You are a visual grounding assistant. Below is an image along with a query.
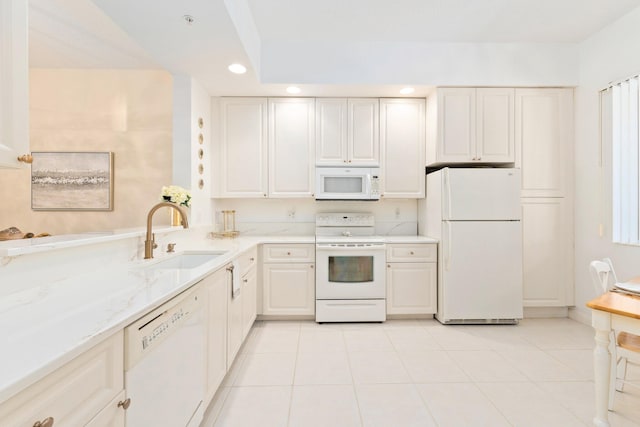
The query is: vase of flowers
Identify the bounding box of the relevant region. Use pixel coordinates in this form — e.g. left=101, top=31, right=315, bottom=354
left=161, top=185, right=191, bottom=225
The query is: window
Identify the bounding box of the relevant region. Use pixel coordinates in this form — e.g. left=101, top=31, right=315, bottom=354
left=601, top=75, right=640, bottom=245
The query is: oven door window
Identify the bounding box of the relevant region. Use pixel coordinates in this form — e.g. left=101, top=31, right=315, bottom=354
left=328, top=256, right=374, bottom=283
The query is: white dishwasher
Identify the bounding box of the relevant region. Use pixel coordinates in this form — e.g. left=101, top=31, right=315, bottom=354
left=124, top=285, right=206, bottom=427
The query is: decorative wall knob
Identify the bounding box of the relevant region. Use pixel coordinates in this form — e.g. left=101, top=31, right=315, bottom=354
left=33, top=418, right=54, bottom=427
left=17, top=154, right=33, bottom=164
left=118, top=398, right=131, bottom=410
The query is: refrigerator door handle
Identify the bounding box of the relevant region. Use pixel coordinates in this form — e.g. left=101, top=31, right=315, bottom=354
left=444, top=221, right=451, bottom=271
left=444, top=168, right=452, bottom=219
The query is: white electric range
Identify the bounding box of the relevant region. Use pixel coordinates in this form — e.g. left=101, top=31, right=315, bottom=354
left=315, top=213, right=386, bottom=322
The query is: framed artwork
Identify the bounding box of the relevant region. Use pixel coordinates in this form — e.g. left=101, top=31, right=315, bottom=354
left=31, top=152, right=114, bottom=211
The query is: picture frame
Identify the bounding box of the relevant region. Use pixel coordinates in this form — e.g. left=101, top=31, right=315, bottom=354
left=31, top=152, right=114, bottom=211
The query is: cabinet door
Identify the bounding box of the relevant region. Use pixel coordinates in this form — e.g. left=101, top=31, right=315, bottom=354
left=205, top=268, right=228, bottom=402
left=242, top=267, right=257, bottom=339
left=386, top=262, right=437, bottom=315
left=85, top=391, right=126, bottom=427
left=263, top=263, right=315, bottom=315
left=521, top=198, right=572, bottom=306
left=316, top=98, right=348, bottom=165
left=380, top=98, right=426, bottom=198
left=516, top=88, right=573, bottom=197
left=218, top=98, right=268, bottom=197
left=0, top=0, right=28, bottom=168
left=268, top=98, right=315, bottom=197
left=226, top=265, right=243, bottom=368
left=436, top=88, right=475, bottom=163
left=348, top=98, right=379, bottom=165
left=0, top=332, right=123, bottom=426
left=476, top=88, right=515, bottom=163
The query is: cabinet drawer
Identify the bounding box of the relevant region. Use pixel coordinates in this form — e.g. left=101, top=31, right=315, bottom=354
left=263, top=244, right=315, bottom=263
left=237, top=246, right=258, bottom=277
left=0, top=331, right=124, bottom=426
left=386, top=244, right=437, bottom=263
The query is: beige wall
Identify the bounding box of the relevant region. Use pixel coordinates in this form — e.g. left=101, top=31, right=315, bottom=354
left=0, top=69, right=173, bottom=235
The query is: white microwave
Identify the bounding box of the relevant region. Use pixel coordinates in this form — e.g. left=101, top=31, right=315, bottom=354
left=315, top=166, right=381, bottom=200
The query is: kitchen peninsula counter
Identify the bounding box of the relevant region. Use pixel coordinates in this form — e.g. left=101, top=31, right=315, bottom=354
left=0, top=233, right=314, bottom=405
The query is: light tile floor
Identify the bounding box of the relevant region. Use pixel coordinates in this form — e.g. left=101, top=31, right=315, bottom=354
left=202, top=318, right=640, bottom=427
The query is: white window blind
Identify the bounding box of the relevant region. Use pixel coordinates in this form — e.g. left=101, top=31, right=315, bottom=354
left=602, top=75, right=640, bottom=245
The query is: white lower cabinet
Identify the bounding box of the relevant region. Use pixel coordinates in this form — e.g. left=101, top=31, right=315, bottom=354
left=0, top=332, right=125, bottom=426
left=521, top=198, right=573, bottom=307
left=262, top=244, right=315, bottom=316
left=386, top=244, right=437, bottom=315
left=242, top=265, right=257, bottom=337
left=239, top=247, right=258, bottom=339
left=204, top=267, right=229, bottom=403
left=85, top=390, right=126, bottom=427
left=227, top=263, right=244, bottom=368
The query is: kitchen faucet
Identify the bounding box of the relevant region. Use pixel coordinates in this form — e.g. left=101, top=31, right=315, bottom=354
left=144, top=202, right=189, bottom=259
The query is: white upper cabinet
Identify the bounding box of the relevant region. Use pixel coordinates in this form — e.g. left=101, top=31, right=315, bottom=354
left=316, top=98, right=379, bottom=166
left=315, top=98, right=347, bottom=165
left=268, top=98, right=315, bottom=198
left=379, top=98, right=426, bottom=198
left=426, top=88, right=515, bottom=165
left=0, top=0, right=29, bottom=169
left=476, top=88, right=515, bottom=163
left=516, top=88, right=573, bottom=198
left=215, top=98, right=268, bottom=198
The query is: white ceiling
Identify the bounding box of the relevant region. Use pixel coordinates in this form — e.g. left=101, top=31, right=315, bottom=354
left=28, top=0, right=640, bottom=96
left=248, top=0, right=640, bottom=43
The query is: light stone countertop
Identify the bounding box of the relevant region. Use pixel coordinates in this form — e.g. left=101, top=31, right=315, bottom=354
left=0, top=233, right=436, bottom=405
left=383, top=235, right=439, bottom=244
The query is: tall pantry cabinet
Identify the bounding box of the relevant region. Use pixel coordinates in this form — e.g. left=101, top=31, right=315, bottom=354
left=516, top=88, right=574, bottom=308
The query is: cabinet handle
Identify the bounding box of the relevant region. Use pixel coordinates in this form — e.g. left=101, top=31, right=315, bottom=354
left=33, top=418, right=54, bottom=427
left=249, top=257, right=255, bottom=262
left=310, top=265, right=314, bottom=269
left=387, top=264, right=391, bottom=268
left=263, top=193, right=267, bottom=197
left=287, top=252, right=291, bottom=255
left=118, top=398, right=132, bottom=410
left=17, top=154, right=33, bottom=164
left=226, top=265, right=234, bottom=272
left=410, top=251, right=414, bottom=255
left=477, top=156, right=482, bottom=161
left=243, top=278, right=248, bottom=283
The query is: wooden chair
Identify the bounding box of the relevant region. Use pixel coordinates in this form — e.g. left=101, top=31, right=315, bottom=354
left=589, top=258, right=640, bottom=410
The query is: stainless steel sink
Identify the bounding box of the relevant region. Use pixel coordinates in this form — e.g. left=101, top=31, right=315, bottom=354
left=144, top=251, right=227, bottom=270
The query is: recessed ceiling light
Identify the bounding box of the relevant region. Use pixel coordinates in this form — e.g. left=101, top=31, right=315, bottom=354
left=286, top=86, right=301, bottom=94
left=183, top=15, right=195, bottom=25
left=400, top=87, right=415, bottom=95
left=228, top=63, right=247, bottom=74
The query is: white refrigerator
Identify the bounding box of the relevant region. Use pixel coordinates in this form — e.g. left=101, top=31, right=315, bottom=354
left=419, top=168, right=523, bottom=324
